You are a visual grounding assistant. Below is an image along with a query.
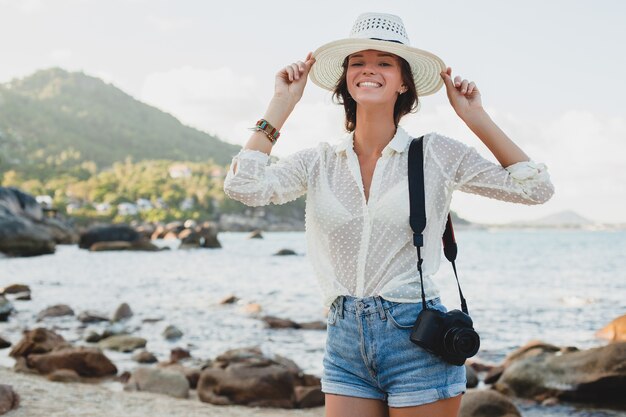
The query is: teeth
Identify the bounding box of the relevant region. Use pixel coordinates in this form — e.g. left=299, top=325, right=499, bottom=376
left=358, top=81, right=381, bottom=88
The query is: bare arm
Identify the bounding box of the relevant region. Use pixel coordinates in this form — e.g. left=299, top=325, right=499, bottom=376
left=232, top=52, right=316, bottom=173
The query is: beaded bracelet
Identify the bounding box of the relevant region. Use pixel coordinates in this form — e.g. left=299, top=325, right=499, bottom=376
left=249, top=118, right=280, bottom=145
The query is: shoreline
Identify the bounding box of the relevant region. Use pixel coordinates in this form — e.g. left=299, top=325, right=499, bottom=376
left=0, top=366, right=324, bottom=417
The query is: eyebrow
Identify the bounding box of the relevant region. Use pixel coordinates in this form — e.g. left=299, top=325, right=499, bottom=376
left=349, top=53, right=395, bottom=59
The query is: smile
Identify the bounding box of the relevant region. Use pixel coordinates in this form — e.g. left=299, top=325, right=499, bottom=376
left=357, top=81, right=382, bottom=88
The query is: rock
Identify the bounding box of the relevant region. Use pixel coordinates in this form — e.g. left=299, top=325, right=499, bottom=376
left=27, top=346, right=117, bottom=377
left=164, top=221, right=184, bottom=235
left=484, top=365, right=505, bottom=384
left=198, top=222, right=221, bottom=248
left=111, top=302, right=133, bottom=322
left=151, top=225, right=167, bottom=240
left=262, top=316, right=300, bottom=329
left=78, top=311, right=109, bottom=323
left=198, top=346, right=321, bottom=408
left=0, top=384, right=20, bottom=414
left=170, top=347, right=191, bottom=363
left=242, top=303, right=262, bottom=314
left=297, top=321, right=326, bottom=330
left=125, top=367, right=189, bottom=399
left=0, top=335, right=10, bottom=349
left=247, top=229, right=263, bottom=239
left=0, top=296, right=13, bottom=321
left=36, top=304, right=75, bottom=321
left=79, top=224, right=140, bottom=249
left=98, top=335, right=146, bottom=352
left=132, top=350, right=158, bottom=364
left=0, top=284, right=31, bottom=295
left=541, top=397, right=559, bottom=406
left=128, top=240, right=160, bottom=251
left=134, top=224, right=155, bottom=240
left=294, top=385, right=325, bottom=408
left=494, top=342, right=626, bottom=404
left=502, top=340, right=561, bottom=368
left=219, top=294, right=239, bottom=304
left=273, top=248, right=297, bottom=256
left=459, top=389, right=521, bottom=417
left=47, top=368, right=81, bottom=383
left=178, top=229, right=201, bottom=248
left=84, top=331, right=101, bottom=343
left=162, top=325, right=183, bottom=340
left=158, top=362, right=201, bottom=389
left=596, top=314, right=626, bottom=342
left=466, top=364, right=479, bottom=388
left=40, top=216, right=78, bottom=244
left=9, top=328, right=70, bottom=359
left=89, top=241, right=133, bottom=251
left=0, top=187, right=56, bottom=257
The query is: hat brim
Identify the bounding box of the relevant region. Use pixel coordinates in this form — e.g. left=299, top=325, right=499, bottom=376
left=309, top=38, right=446, bottom=96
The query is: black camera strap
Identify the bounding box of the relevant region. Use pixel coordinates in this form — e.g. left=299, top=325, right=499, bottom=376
left=408, top=137, right=469, bottom=315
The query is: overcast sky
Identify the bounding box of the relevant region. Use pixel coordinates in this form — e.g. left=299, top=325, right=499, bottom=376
left=1, top=0, right=624, bottom=224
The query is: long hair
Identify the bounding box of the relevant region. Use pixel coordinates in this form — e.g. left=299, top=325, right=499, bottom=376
left=332, top=55, right=420, bottom=132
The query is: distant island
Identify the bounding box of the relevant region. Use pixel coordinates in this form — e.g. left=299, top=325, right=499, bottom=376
left=466, top=210, right=625, bottom=231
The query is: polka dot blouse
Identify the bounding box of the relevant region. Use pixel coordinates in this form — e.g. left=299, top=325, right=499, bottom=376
left=223, top=126, right=555, bottom=308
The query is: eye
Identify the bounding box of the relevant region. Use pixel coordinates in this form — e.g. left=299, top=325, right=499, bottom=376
left=350, top=62, right=363, bottom=66
left=379, top=62, right=392, bottom=66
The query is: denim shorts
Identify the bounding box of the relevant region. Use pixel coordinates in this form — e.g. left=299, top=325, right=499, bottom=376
left=321, top=295, right=467, bottom=408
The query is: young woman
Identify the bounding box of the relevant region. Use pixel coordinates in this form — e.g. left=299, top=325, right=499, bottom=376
left=224, top=12, right=554, bottom=417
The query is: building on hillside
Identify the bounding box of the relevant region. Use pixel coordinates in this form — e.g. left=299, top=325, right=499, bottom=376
left=95, top=202, right=111, bottom=214
left=36, top=195, right=53, bottom=209
left=117, top=202, right=138, bottom=216
left=169, top=164, right=192, bottom=179
left=136, top=198, right=153, bottom=211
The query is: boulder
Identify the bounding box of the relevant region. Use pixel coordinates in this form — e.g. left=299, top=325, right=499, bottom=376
left=170, top=347, right=191, bottom=362
left=111, top=302, right=133, bottom=322
left=125, top=367, right=189, bottom=399
left=197, top=346, right=323, bottom=408
left=262, top=316, right=300, bottom=329
left=14, top=292, right=31, bottom=301
left=459, top=389, right=521, bottom=417
left=39, top=216, right=78, bottom=244
left=79, top=224, right=140, bottom=249
left=465, top=365, right=479, bottom=388
left=298, top=321, right=327, bottom=330
left=219, top=294, right=239, bottom=304
left=0, top=384, right=20, bottom=415
left=247, top=229, right=263, bottom=239
left=78, top=311, right=109, bottom=323
left=132, top=350, right=158, bottom=364
left=36, top=304, right=75, bottom=321
left=98, top=335, right=146, bottom=352
left=494, top=342, right=626, bottom=405
left=178, top=229, right=201, bottom=248
left=0, top=284, right=31, bottom=295
left=0, top=335, right=11, bottom=349
left=158, top=362, right=201, bottom=389
left=198, top=222, right=221, bottom=248
left=273, top=248, right=297, bottom=256
left=47, top=368, right=81, bottom=383
left=26, top=346, right=117, bottom=377
left=9, top=328, right=70, bottom=358
left=162, top=325, right=183, bottom=340
left=596, top=314, right=626, bottom=342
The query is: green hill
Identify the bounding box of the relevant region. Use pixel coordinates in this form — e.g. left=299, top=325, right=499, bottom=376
left=0, top=67, right=240, bottom=176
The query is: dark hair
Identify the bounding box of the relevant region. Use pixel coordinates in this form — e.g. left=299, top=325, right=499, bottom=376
left=332, top=54, right=420, bottom=132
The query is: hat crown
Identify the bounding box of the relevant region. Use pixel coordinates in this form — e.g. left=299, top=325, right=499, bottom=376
left=349, top=13, right=410, bottom=45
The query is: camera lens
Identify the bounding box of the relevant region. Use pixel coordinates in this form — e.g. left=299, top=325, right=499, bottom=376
left=443, top=327, right=480, bottom=358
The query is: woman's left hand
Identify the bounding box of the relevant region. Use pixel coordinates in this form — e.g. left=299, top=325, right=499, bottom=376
left=440, top=67, right=483, bottom=119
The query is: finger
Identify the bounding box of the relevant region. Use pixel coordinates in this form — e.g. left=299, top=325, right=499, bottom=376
left=296, top=60, right=305, bottom=73
left=454, top=75, right=462, bottom=88
left=291, top=63, right=300, bottom=80
left=467, top=81, right=476, bottom=94
left=285, top=66, right=294, bottom=82
left=460, top=80, right=469, bottom=94
left=440, top=67, right=454, bottom=87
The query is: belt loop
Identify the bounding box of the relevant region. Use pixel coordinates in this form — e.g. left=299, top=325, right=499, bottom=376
left=374, top=296, right=386, bottom=321
left=338, top=296, right=345, bottom=318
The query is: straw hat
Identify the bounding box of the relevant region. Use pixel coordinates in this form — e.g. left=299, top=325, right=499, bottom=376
left=309, top=12, right=446, bottom=96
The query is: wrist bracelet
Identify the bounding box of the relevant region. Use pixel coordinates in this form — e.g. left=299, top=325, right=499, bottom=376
left=249, top=118, right=280, bottom=145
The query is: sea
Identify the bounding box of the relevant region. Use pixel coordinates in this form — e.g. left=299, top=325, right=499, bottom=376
left=1, top=229, right=625, bottom=416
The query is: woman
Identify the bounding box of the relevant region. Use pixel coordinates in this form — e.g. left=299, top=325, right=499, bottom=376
left=224, top=12, right=554, bottom=417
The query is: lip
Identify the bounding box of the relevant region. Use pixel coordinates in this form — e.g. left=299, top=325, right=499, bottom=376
left=356, top=80, right=383, bottom=88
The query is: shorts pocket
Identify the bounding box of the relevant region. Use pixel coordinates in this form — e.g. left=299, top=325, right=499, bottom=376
left=386, top=298, right=440, bottom=330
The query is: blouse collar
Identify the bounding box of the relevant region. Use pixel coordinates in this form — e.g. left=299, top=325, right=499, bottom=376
left=334, top=125, right=412, bottom=156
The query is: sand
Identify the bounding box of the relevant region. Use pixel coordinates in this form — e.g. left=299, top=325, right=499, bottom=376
left=0, top=366, right=325, bottom=417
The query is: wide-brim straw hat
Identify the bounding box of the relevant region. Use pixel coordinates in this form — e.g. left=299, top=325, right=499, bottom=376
left=310, top=12, right=446, bottom=97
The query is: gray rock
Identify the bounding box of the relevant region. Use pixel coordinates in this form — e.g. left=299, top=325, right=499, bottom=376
left=132, top=350, right=158, bottom=364
left=0, top=296, right=13, bottom=321
left=125, top=367, right=189, bottom=399
left=0, top=284, right=31, bottom=295
left=459, top=389, right=521, bottom=417
left=78, top=311, right=109, bottom=323
left=162, top=325, right=183, bottom=340
left=111, top=302, right=133, bottom=322
left=36, top=304, right=75, bottom=321
left=98, top=335, right=146, bottom=352
left=0, top=384, right=20, bottom=414
left=0, top=335, right=10, bottom=349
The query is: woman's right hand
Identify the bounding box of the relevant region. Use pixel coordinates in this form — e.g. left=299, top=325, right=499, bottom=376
left=274, top=52, right=316, bottom=105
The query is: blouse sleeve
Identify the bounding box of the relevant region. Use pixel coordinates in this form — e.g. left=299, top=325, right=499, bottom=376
left=429, top=132, right=555, bottom=205
left=223, top=147, right=319, bottom=207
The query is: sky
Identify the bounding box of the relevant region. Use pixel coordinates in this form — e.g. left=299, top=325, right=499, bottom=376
left=0, top=0, right=625, bottom=224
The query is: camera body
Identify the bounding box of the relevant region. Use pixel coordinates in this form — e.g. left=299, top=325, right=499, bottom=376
left=409, top=307, right=480, bottom=366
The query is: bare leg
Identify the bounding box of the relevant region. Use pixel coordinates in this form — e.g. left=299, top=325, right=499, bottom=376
left=325, top=393, right=390, bottom=417
left=388, top=394, right=463, bottom=417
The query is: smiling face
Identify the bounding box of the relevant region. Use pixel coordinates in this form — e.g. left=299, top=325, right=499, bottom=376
left=346, top=49, right=406, bottom=107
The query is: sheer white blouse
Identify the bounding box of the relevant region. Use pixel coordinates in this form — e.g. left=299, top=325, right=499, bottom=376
left=223, top=126, right=555, bottom=308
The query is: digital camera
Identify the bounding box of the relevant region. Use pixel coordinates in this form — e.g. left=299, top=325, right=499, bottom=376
left=409, top=307, right=480, bottom=366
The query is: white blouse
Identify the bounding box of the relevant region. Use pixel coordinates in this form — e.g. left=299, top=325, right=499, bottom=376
left=223, top=126, right=555, bottom=308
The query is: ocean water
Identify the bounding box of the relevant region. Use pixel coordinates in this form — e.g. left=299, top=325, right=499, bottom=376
left=1, top=229, right=625, bottom=416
